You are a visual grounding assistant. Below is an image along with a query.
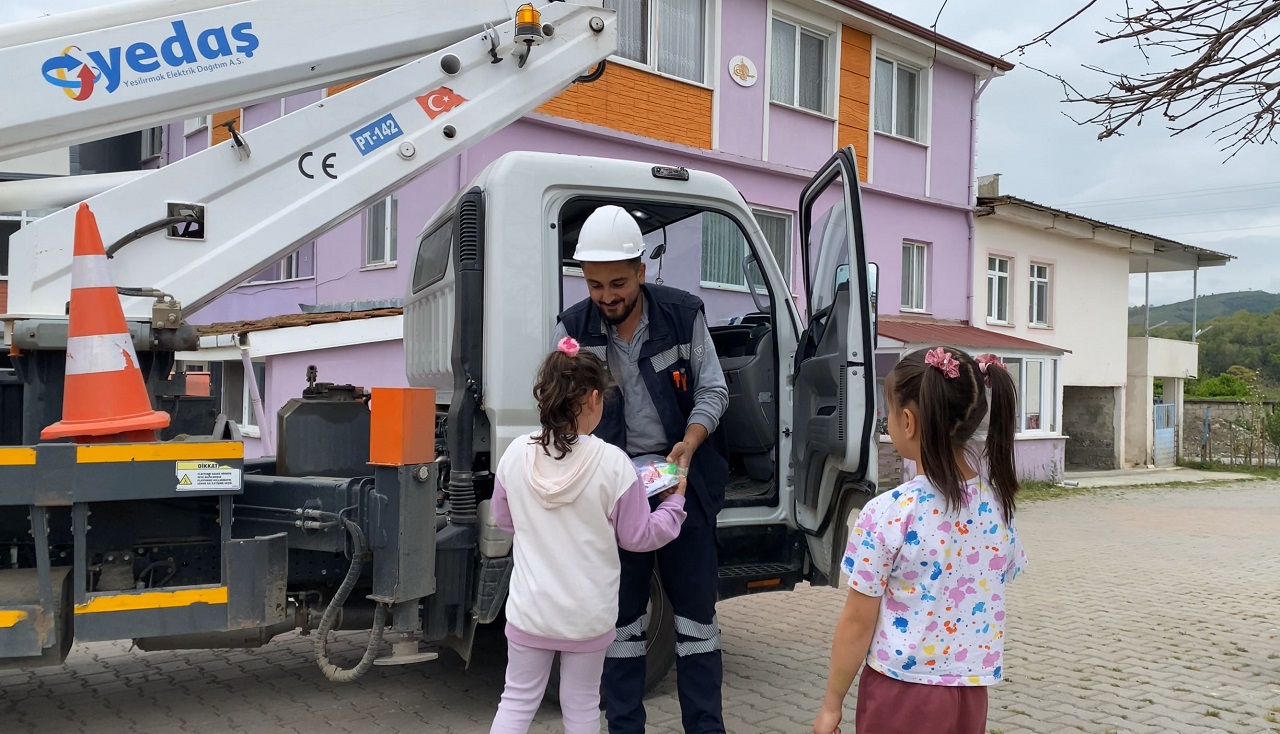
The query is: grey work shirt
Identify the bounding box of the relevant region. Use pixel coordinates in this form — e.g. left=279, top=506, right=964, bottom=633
left=553, top=297, right=728, bottom=455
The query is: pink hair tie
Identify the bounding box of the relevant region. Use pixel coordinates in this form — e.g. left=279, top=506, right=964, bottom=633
left=924, top=347, right=960, bottom=379
left=558, top=336, right=581, bottom=358
left=976, top=353, right=1005, bottom=385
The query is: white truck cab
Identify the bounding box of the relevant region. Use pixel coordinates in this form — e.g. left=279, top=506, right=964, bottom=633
left=405, top=148, right=881, bottom=601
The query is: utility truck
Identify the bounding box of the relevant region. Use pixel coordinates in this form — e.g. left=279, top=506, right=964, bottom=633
left=0, top=0, right=879, bottom=689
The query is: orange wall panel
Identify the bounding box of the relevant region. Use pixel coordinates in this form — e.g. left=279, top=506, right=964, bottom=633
left=838, top=26, right=872, bottom=181
left=210, top=109, right=243, bottom=146
left=0, top=280, right=7, bottom=314
left=536, top=63, right=713, bottom=150
left=326, top=78, right=368, bottom=97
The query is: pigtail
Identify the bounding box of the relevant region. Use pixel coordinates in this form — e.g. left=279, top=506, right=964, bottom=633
left=983, top=362, right=1020, bottom=522
left=916, top=349, right=969, bottom=513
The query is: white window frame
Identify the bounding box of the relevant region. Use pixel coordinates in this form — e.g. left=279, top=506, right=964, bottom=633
left=364, top=195, right=398, bottom=268
left=900, top=241, right=927, bottom=313
left=140, top=126, right=163, bottom=160
left=221, top=358, right=266, bottom=438
left=603, top=0, right=711, bottom=86
left=700, top=209, right=785, bottom=294
left=768, top=15, right=834, bottom=116
left=873, top=54, right=927, bottom=144
left=1002, top=355, right=1061, bottom=435
left=1029, top=262, right=1052, bottom=327
left=184, top=115, right=210, bottom=136
left=986, top=255, right=1011, bottom=325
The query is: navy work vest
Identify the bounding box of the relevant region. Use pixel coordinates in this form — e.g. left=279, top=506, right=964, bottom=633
left=558, top=284, right=728, bottom=523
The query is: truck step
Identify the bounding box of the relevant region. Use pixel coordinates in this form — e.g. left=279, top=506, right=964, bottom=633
left=716, top=562, right=801, bottom=600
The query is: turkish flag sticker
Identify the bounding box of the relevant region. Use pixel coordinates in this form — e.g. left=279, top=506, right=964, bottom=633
left=417, top=87, right=466, bottom=119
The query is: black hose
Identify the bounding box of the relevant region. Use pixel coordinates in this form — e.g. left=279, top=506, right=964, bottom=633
left=314, top=516, right=387, bottom=683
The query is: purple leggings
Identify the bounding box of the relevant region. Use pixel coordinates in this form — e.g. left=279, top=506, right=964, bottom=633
left=489, top=641, right=607, bottom=734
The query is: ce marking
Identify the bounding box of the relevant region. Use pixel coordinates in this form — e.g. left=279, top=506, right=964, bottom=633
left=298, top=151, right=338, bottom=180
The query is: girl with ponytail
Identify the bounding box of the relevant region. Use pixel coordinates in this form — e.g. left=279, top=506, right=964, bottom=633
left=814, top=346, right=1028, bottom=734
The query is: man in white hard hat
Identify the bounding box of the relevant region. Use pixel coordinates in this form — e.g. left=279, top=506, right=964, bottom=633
left=554, top=204, right=729, bottom=734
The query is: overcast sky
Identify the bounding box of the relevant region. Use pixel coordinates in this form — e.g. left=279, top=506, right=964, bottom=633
left=6, top=0, right=1276, bottom=308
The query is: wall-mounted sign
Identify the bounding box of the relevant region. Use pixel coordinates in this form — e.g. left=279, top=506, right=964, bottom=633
left=728, top=55, right=757, bottom=87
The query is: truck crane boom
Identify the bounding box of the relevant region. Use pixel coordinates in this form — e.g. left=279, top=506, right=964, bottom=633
left=0, top=0, right=542, bottom=161
left=3, top=1, right=615, bottom=322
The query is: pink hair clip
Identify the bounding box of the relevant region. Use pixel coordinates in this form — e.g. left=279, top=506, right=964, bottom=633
left=976, top=353, right=1005, bottom=385
left=557, top=336, right=581, bottom=358
left=925, top=347, right=960, bottom=379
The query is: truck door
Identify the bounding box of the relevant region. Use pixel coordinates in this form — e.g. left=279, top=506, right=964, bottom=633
left=790, top=146, right=877, bottom=584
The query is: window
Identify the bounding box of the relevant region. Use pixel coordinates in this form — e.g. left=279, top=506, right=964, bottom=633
left=141, top=127, right=163, bottom=159
left=0, top=209, right=58, bottom=281
left=986, top=255, right=1010, bottom=323
left=221, top=358, right=266, bottom=432
left=603, top=0, right=707, bottom=83
left=700, top=209, right=788, bottom=290
left=770, top=18, right=829, bottom=114
left=246, top=242, right=315, bottom=284
left=1002, top=356, right=1059, bottom=434
left=412, top=219, right=453, bottom=293
left=874, top=57, right=922, bottom=141
left=1029, top=263, right=1051, bottom=326
left=900, top=241, right=927, bottom=311
left=365, top=195, right=397, bottom=267
left=184, top=115, right=210, bottom=136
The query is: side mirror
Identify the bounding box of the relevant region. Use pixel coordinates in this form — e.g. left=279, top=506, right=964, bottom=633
left=649, top=243, right=666, bottom=260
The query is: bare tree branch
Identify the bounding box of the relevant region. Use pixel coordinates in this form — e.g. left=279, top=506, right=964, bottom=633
left=1005, top=0, right=1102, bottom=57
left=1015, top=0, right=1280, bottom=157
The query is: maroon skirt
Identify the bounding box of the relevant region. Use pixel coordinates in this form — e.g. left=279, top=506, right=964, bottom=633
left=855, top=666, right=989, bottom=734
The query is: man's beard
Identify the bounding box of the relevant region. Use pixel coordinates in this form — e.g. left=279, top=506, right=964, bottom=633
left=599, top=294, right=639, bottom=326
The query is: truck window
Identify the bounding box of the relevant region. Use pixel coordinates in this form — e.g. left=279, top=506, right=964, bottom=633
left=411, top=218, right=453, bottom=293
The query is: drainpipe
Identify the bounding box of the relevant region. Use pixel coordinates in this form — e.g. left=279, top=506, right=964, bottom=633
left=1191, top=263, right=1199, bottom=342
left=237, top=332, right=272, bottom=452
left=966, top=70, right=997, bottom=322
left=1144, top=260, right=1150, bottom=337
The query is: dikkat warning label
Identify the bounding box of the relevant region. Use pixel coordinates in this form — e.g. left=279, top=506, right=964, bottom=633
left=175, top=461, right=242, bottom=492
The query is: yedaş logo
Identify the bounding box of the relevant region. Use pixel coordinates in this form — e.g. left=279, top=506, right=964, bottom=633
left=42, top=20, right=259, bottom=101
left=416, top=87, right=466, bottom=119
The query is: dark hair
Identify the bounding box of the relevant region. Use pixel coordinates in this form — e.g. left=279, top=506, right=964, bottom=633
left=532, top=348, right=613, bottom=459
left=884, top=346, right=1019, bottom=521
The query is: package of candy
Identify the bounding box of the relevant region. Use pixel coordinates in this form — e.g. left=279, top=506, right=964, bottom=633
left=630, top=454, right=682, bottom=497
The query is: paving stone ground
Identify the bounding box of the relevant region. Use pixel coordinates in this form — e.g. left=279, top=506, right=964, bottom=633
left=2, top=482, right=1278, bottom=733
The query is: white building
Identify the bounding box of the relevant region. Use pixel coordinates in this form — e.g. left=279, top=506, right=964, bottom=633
left=974, top=174, right=1232, bottom=470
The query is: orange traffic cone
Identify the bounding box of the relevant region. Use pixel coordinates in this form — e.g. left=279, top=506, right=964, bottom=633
left=41, top=203, right=170, bottom=443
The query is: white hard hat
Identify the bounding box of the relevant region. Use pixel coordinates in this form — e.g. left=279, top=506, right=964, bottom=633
left=573, top=205, right=646, bottom=262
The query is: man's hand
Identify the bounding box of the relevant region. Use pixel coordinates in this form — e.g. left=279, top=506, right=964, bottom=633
left=667, top=423, right=709, bottom=470
left=667, top=441, right=695, bottom=470
left=813, top=705, right=842, bottom=734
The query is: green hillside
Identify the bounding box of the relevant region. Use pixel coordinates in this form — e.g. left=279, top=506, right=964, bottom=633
left=1128, top=291, right=1280, bottom=327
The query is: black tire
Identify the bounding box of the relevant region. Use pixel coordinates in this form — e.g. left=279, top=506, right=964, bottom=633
left=545, top=570, right=675, bottom=702
left=827, top=481, right=874, bottom=586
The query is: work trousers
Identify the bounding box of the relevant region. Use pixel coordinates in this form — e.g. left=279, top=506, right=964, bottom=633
left=601, top=520, right=724, bottom=734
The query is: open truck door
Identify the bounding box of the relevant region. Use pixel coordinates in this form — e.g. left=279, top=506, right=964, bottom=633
left=790, top=147, right=878, bottom=587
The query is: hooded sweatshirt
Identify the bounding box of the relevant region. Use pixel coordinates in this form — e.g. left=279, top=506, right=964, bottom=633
left=491, top=433, right=686, bottom=650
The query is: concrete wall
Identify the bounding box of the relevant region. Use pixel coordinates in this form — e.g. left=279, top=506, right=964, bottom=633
left=1128, top=337, right=1199, bottom=380
left=1125, top=374, right=1154, bottom=467
left=972, top=216, right=1130, bottom=388
left=1062, top=385, right=1122, bottom=470
left=1182, top=398, right=1277, bottom=463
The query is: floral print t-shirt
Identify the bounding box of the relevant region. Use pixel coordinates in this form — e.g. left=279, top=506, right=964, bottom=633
left=842, top=475, right=1027, bottom=686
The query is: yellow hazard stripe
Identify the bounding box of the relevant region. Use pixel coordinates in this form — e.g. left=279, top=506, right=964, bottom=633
left=76, top=442, right=243, bottom=465
left=74, top=586, right=228, bottom=615
left=0, top=448, right=37, bottom=466
left=0, top=610, right=29, bottom=628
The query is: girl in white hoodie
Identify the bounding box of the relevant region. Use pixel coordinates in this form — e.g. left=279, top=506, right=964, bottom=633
left=488, top=337, right=687, bottom=734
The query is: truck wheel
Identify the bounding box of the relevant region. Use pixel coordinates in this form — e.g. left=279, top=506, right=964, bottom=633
left=544, top=570, right=675, bottom=702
